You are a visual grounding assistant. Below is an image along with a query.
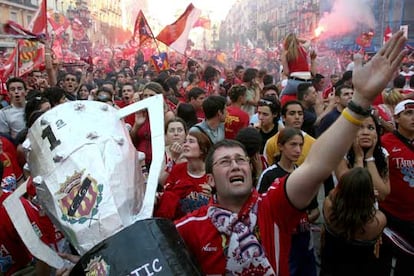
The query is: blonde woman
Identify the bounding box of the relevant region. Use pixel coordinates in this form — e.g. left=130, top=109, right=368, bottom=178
left=280, top=33, right=317, bottom=106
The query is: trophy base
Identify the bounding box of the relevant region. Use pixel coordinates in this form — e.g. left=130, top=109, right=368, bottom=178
left=70, top=218, right=202, bottom=275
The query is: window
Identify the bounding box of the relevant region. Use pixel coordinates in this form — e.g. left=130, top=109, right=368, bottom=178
left=27, top=15, right=33, bottom=25
left=10, top=11, right=18, bottom=22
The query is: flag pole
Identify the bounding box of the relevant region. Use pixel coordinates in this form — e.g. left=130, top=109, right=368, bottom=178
left=14, top=40, right=19, bottom=77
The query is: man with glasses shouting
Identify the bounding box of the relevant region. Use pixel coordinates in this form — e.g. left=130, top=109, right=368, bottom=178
left=175, top=31, right=408, bottom=276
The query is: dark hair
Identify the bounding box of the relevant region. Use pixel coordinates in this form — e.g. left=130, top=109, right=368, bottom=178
left=166, top=76, right=182, bottom=98
left=335, top=85, right=353, bottom=97
left=262, top=84, right=279, bottom=96
left=297, top=83, right=313, bottom=101
left=187, top=87, right=206, bottom=101
left=346, top=114, right=388, bottom=178
left=202, top=65, right=219, bottom=83
left=202, top=95, right=226, bottom=119
left=43, top=86, right=66, bottom=107
left=258, top=96, right=281, bottom=118
left=393, top=75, right=406, bottom=89
left=228, top=85, right=247, bottom=102
left=410, top=75, right=414, bottom=88
left=176, top=103, right=198, bottom=129
left=143, top=81, right=164, bottom=94
left=281, top=100, right=303, bottom=116
left=263, top=74, right=274, bottom=86
left=24, top=92, right=50, bottom=127
left=235, top=127, right=262, bottom=157
left=188, top=130, right=212, bottom=160
left=242, top=68, right=258, bottom=83
left=205, top=139, right=248, bottom=174
left=328, top=167, right=376, bottom=240
left=277, top=127, right=303, bottom=146
left=188, top=73, right=198, bottom=83
left=164, top=117, right=188, bottom=135
left=6, top=77, right=26, bottom=91
left=274, top=127, right=303, bottom=162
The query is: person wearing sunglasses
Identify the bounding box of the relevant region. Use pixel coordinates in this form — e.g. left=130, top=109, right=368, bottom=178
left=256, top=96, right=282, bottom=153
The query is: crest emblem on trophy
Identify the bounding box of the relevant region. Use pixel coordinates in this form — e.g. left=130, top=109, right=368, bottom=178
left=56, top=170, right=103, bottom=224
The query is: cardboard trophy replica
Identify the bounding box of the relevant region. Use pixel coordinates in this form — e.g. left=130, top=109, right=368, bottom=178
left=4, top=95, right=201, bottom=275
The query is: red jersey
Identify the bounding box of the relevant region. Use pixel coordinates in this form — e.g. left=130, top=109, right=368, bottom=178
left=0, top=192, right=56, bottom=275
left=380, top=132, right=414, bottom=221
left=132, top=117, right=152, bottom=166
left=155, top=162, right=209, bottom=220
left=175, top=176, right=302, bottom=275
left=225, top=106, right=250, bottom=139
left=287, top=47, right=309, bottom=73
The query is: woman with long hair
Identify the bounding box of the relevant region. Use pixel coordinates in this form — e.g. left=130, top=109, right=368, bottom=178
left=321, top=168, right=387, bottom=275
left=335, top=114, right=390, bottom=201
left=280, top=33, right=317, bottom=106
left=155, top=131, right=212, bottom=220
left=159, top=117, right=188, bottom=186
left=257, top=127, right=319, bottom=276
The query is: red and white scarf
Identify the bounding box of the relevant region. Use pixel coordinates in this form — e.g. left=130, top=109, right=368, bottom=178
left=208, top=193, right=276, bottom=275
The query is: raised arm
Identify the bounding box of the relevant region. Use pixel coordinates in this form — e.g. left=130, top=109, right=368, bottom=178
left=286, top=31, right=407, bottom=210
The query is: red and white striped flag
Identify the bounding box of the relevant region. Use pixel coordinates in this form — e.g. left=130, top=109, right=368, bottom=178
left=155, top=4, right=201, bottom=55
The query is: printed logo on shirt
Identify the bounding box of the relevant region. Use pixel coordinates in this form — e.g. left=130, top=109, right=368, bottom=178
left=392, top=147, right=402, bottom=152
left=202, top=243, right=218, bottom=252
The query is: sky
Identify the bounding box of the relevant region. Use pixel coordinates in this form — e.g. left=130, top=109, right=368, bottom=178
left=147, top=0, right=237, bottom=25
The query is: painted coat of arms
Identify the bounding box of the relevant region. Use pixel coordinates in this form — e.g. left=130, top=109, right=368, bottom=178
left=55, top=170, right=103, bottom=224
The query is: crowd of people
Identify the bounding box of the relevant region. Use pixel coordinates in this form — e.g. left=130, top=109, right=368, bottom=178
left=0, top=30, right=412, bottom=276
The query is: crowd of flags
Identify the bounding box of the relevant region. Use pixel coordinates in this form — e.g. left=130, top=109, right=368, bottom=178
left=0, top=0, right=411, bottom=80
left=0, top=1, right=209, bottom=79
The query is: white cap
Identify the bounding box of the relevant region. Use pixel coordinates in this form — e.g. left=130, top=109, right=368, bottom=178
left=394, top=99, right=414, bottom=115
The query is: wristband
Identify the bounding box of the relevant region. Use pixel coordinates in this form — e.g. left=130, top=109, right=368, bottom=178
left=348, top=100, right=372, bottom=117
left=364, top=157, right=375, bottom=162
left=342, top=108, right=363, bottom=126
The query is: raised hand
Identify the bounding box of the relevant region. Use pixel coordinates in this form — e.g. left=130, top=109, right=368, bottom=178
left=352, top=30, right=407, bottom=108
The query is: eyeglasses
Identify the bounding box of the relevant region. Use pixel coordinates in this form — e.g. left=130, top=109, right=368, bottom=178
left=213, top=155, right=250, bottom=167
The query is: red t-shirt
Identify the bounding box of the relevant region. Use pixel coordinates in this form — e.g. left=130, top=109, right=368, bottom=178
left=0, top=192, right=56, bottom=275
left=225, top=106, right=250, bottom=139
left=155, top=162, right=209, bottom=220
left=175, top=176, right=303, bottom=275
left=132, top=117, right=152, bottom=166
left=380, top=132, right=414, bottom=221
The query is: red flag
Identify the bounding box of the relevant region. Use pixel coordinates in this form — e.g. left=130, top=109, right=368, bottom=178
left=47, top=11, right=70, bottom=36
left=1, top=0, right=47, bottom=78
left=132, top=10, right=154, bottom=46
left=156, top=4, right=201, bottom=54
left=356, top=30, right=374, bottom=48
left=384, top=26, right=392, bottom=44
left=193, top=17, right=211, bottom=29
left=28, top=0, right=48, bottom=34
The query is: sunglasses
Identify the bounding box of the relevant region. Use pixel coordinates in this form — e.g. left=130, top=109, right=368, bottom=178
left=259, top=99, right=274, bottom=106
left=96, top=93, right=112, bottom=103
